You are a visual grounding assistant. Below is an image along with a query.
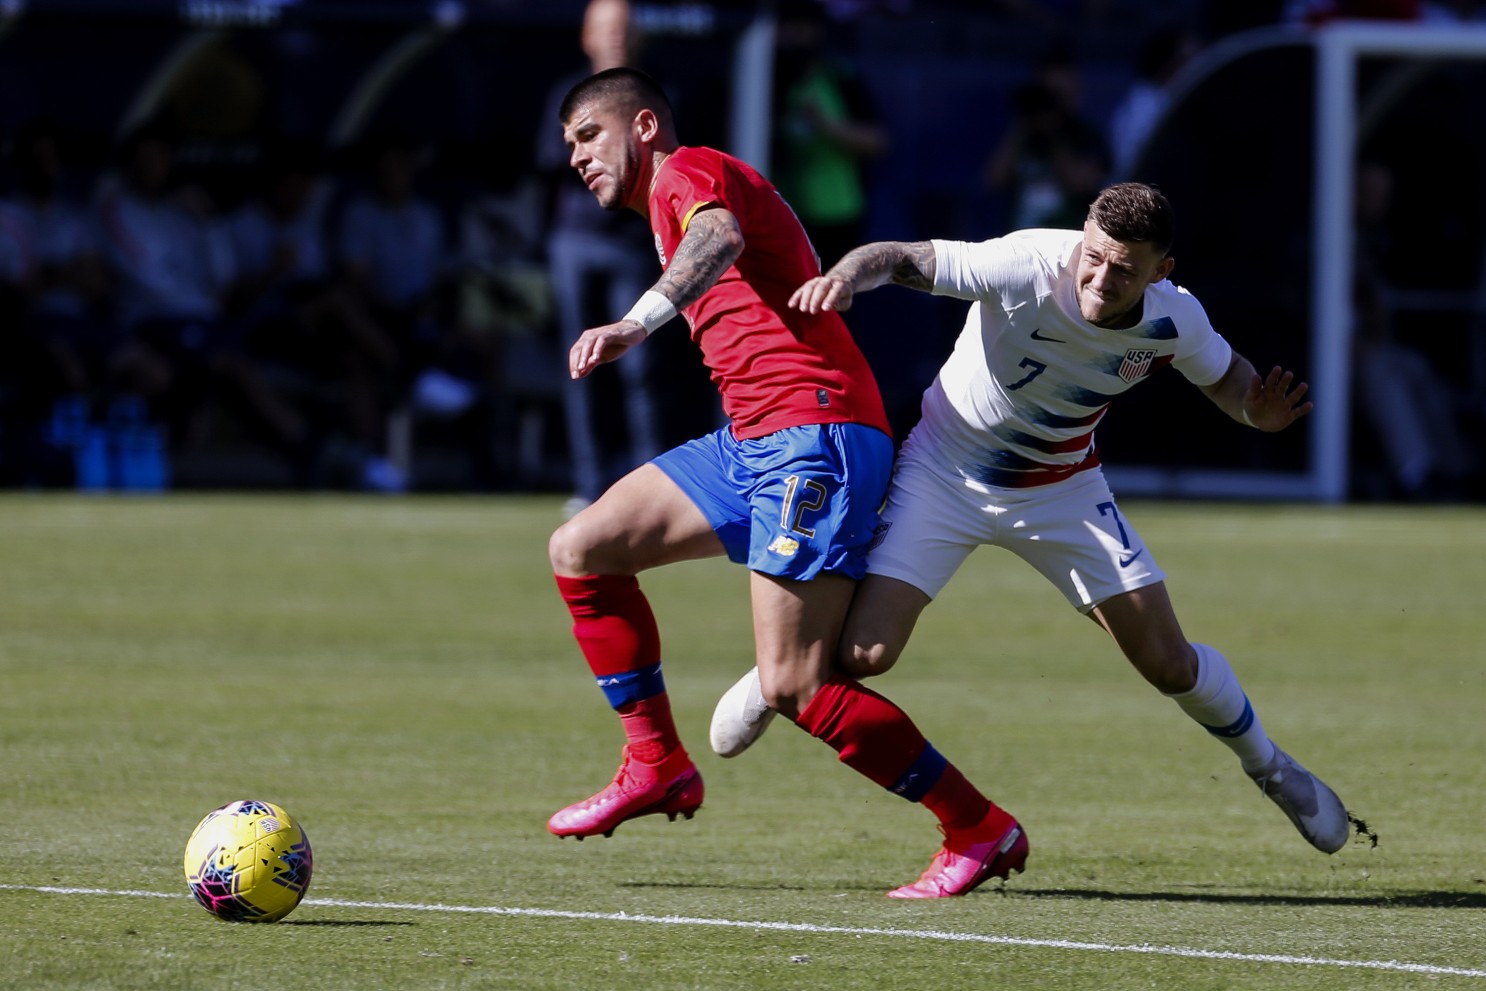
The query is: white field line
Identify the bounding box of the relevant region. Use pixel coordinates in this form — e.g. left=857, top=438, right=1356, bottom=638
left=4, top=884, right=1485, bottom=979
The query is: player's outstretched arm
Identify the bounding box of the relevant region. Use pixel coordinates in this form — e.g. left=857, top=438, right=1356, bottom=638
left=1198, top=353, right=1313, bottom=432
left=790, top=240, right=937, bottom=314
left=570, top=206, right=744, bottom=379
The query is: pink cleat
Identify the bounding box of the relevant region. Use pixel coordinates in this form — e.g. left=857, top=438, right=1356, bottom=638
left=888, top=813, right=1028, bottom=899
left=548, top=747, right=704, bottom=840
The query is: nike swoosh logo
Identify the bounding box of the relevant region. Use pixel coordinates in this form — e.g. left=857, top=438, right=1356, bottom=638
left=1119, top=548, right=1145, bottom=567
left=1030, top=328, right=1066, bottom=343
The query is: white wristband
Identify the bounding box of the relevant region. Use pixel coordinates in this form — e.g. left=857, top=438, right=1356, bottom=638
left=622, top=290, right=678, bottom=336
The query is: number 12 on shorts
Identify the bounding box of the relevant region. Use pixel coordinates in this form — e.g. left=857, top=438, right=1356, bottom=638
left=781, top=475, right=828, bottom=537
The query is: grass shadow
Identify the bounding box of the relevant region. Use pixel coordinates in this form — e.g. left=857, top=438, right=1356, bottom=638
left=1015, top=888, right=1486, bottom=909
left=619, top=881, right=1486, bottom=909
left=282, top=919, right=419, bottom=927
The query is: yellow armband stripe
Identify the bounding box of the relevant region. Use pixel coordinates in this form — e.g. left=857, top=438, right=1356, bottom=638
left=679, top=200, right=716, bottom=232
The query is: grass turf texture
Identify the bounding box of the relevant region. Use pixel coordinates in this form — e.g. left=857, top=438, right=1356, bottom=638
left=1, top=494, right=1483, bottom=990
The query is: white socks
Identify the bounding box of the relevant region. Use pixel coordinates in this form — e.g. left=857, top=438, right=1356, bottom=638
left=1167, top=643, right=1277, bottom=774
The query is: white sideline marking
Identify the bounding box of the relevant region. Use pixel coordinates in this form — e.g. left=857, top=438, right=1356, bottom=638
left=4, top=884, right=1485, bottom=979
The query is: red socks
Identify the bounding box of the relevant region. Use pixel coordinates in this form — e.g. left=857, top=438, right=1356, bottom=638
left=617, top=696, right=681, bottom=766
left=555, top=573, right=660, bottom=678
left=795, top=676, right=924, bottom=788
left=797, top=676, right=999, bottom=833
left=923, top=763, right=1004, bottom=834
left=554, top=575, right=1004, bottom=832
left=555, top=573, right=679, bottom=765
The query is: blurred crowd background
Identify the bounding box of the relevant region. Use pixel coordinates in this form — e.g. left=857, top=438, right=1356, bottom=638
left=2, top=0, right=1484, bottom=502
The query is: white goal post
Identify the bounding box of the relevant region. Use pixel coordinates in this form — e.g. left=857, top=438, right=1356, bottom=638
left=722, top=19, right=1486, bottom=502
left=1310, top=21, right=1486, bottom=502
left=1102, top=20, right=1486, bottom=503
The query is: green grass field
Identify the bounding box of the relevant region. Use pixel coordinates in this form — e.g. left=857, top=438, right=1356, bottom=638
left=2, top=494, right=1483, bottom=990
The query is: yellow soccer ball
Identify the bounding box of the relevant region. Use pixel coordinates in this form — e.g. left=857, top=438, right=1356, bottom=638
left=183, top=800, right=313, bottom=922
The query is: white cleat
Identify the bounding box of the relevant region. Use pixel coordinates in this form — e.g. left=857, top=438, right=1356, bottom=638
left=709, top=666, right=777, bottom=758
left=1249, top=746, right=1350, bottom=853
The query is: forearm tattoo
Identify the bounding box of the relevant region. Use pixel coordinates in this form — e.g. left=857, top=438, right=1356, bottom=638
left=654, top=209, right=742, bottom=309
left=831, top=240, right=936, bottom=293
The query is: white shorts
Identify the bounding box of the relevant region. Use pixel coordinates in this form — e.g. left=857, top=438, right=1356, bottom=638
left=866, top=454, right=1166, bottom=613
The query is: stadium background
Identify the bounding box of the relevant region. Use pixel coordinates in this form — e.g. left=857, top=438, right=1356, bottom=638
left=1, top=0, right=1483, bottom=500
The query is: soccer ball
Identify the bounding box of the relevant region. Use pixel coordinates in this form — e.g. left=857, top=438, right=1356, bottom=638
left=183, top=800, right=313, bottom=922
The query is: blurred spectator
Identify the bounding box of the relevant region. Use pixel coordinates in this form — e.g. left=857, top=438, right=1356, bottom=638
left=976, top=0, right=1113, bottom=32
left=226, top=140, right=406, bottom=490
left=537, top=0, right=664, bottom=517
left=817, top=0, right=913, bottom=18
left=1420, top=0, right=1486, bottom=20
left=1106, top=24, right=1201, bottom=180
left=1201, top=0, right=1287, bottom=39
left=97, top=120, right=316, bottom=480
left=1351, top=159, right=1478, bottom=500
left=448, top=183, right=549, bottom=490
left=772, top=5, right=891, bottom=270
left=0, top=121, right=116, bottom=390
left=0, top=119, right=122, bottom=484
left=1281, top=0, right=1419, bottom=23
left=981, top=47, right=1110, bottom=230
left=335, top=136, right=451, bottom=492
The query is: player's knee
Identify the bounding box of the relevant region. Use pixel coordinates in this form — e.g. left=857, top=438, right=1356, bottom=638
left=548, top=518, right=601, bottom=576
left=837, top=636, right=900, bottom=679
left=1140, top=643, right=1198, bottom=695
left=837, top=605, right=909, bottom=677
left=757, top=666, right=812, bottom=721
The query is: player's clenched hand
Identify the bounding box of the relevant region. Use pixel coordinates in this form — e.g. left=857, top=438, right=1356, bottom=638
left=790, top=275, right=856, bottom=314
left=570, top=320, right=647, bottom=379
left=1242, top=365, right=1313, bottom=431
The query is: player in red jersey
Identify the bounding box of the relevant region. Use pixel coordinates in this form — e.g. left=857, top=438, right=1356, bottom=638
left=545, top=67, right=1026, bottom=897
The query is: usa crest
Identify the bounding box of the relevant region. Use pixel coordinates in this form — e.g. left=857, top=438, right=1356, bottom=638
left=1118, top=348, right=1158, bottom=383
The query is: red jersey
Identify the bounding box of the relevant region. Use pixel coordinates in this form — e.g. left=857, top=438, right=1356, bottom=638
left=647, top=146, right=890, bottom=440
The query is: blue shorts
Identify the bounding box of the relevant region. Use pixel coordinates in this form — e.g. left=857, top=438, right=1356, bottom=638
left=654, top=422, right=893, bottom=581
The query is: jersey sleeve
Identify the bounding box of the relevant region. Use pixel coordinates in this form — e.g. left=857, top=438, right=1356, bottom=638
left=655, top=153, right=724, bottom=233
left=931, top=237, right=1038, bottom=304
left=1165, top=287, right=1234, bottom=386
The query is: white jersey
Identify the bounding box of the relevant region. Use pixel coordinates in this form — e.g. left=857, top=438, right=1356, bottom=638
left=914, top=229, right=1232, bottom=488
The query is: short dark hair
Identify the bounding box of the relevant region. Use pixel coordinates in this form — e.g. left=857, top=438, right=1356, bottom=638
left=559, top=66, right=674, bottom=130
left=1088, top=182, right=1175, bottom=256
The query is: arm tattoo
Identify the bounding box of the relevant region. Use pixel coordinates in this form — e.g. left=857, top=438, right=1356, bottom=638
left=889, top=241, right=936, bottom=291
left=830, top=240, right=936, bottom=293
left=653, top=207, right=743, bottom=310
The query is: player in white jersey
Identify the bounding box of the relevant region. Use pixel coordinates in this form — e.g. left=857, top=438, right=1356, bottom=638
left=711, top=182, right=1355, bottom=857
